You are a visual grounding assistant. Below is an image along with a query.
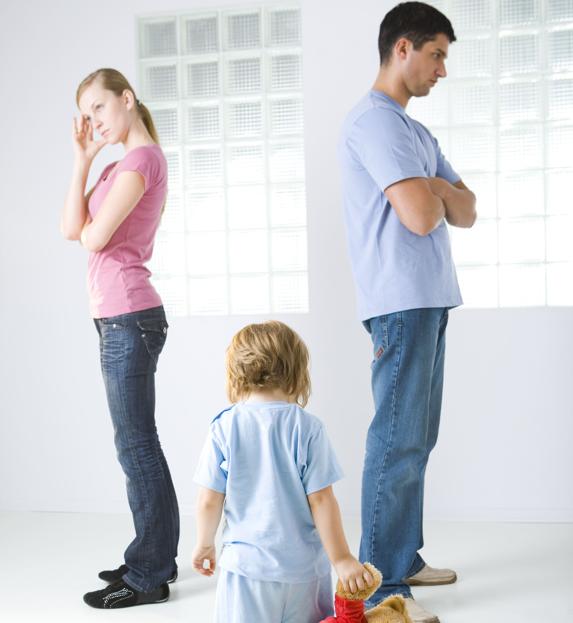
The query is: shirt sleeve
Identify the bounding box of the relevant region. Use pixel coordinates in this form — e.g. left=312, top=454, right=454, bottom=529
left=193, top=424, right=228, bottom=494
left=347, top=107, right=427, bottom=192
left=95, top=161, right=117, bottom=184
left=432, top=134, right=461, bottom=185
left=116, top=147, right=160, bottom=192
left=300, top=424, right=344, bottom=495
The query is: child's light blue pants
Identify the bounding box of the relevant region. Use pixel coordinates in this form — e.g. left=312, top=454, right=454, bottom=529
left=215, top=568, right=333, bottom=623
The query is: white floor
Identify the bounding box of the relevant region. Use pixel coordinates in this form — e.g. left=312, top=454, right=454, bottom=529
left=0, top=512, right=571, bottom=622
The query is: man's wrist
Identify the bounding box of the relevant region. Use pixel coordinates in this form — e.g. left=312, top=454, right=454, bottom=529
left=428, top=176, right=450, bottom=200
left=441, top=180, right=458, bottom=204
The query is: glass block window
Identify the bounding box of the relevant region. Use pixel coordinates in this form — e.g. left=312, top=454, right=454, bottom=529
left=408, top=0, right=573, bottom=307
left=137, top=5, right=307, bottom=315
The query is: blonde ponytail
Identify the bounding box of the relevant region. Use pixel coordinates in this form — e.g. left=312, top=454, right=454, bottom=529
left=136, top=100, right=160, bottom=144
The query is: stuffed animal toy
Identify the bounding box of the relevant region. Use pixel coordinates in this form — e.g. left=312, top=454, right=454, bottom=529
left=364, top=595, right=412, bottom=623
left=319, top=563, right=413, bottom=623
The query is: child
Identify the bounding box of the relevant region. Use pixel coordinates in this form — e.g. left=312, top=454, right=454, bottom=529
left=192, top=320, right=374, bottom=622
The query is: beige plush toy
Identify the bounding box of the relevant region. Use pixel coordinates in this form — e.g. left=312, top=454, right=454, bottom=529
left=365, top=595, right=412, bottom=623
left=319, top=563, right=413, bottom=623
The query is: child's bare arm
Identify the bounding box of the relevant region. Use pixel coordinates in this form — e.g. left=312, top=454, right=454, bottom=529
left=308, top=486, right=373, bottom=592
left=192, top=486, right=225, bottom=576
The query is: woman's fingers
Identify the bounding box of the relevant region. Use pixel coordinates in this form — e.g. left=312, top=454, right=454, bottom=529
left=73, top=116, right=86, bottom=142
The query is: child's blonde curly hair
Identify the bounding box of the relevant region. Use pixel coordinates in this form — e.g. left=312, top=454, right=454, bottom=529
left=226, top=320, right=311, bottom=407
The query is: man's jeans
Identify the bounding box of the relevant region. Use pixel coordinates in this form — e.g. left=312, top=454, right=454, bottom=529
left=94, top=305, right=180, bottom=593
left=360, top=307, right=449, bottom=605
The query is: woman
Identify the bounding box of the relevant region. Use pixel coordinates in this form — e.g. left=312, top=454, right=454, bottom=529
left=61, top=68, right=179, bottom=609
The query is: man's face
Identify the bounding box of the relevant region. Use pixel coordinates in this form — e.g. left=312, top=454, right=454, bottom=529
left=402, top=33, right=450, bottom=98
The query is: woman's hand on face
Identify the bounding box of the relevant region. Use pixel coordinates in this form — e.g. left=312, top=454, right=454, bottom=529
left=72, top=116, right=106, bottom=165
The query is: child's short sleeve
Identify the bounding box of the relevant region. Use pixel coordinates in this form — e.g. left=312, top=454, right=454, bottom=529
left=117, top=147, right=160, bottom=192
left=301, top=424, right=344, bottom=495
left=193, top=424, right=228, bottom=494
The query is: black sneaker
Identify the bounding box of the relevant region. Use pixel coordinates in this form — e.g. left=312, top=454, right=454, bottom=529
left=83, top=579, right=169, bottom=609
left=98, top=564, right=178, bottom=584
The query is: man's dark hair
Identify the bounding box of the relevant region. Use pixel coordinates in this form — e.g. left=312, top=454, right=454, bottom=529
left=378, top=2, right=456, bottom=65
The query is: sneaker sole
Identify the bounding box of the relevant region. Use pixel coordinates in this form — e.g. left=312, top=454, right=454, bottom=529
left=110, top=593, right=171, bottom=608
left=148, top=596, right=169, bottom=604
left=406, top=574, right=457, bottom=587
left=84, top=595, right=170, bottom=609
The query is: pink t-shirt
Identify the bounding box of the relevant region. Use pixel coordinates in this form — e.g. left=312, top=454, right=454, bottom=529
left=87, top=144, right=167, bottom=319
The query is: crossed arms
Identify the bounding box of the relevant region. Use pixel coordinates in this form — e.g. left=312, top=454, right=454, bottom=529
left=61, top=167, right=145, bottom=252
left=385, top=176, right=476, bottom=236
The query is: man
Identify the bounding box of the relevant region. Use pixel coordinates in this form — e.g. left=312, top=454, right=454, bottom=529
left=338, top=3, right=476, bottom=623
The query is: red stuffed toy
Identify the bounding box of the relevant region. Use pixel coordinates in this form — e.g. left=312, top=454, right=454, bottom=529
left=319, top=563, right=413, bottom=623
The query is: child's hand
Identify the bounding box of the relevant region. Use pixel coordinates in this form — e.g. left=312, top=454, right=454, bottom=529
left=192, top=544, right=217, bottom=576
left=334, top=556, right=374, bottom=594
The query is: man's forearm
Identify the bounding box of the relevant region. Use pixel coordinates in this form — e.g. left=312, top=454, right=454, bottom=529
left=425, top=192, right=447, bottom=233
left=428, top=177, right=477, bottom=228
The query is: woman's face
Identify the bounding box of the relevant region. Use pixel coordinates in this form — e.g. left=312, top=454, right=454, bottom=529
left=78, top=81, right=133, bottom=145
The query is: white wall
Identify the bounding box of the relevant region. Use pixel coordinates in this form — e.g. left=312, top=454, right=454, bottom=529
left=1, top=0, right=572, bottom=522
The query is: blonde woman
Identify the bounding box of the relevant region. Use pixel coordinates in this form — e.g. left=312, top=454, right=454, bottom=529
left=61, top=68, right=179, bottom=609
left=192, top=321, right=374, bottom=622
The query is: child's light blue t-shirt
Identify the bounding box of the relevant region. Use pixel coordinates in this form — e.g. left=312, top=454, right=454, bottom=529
left=338, top=90, right=463, bottom=321
left=194, top=401, right=343, bottom=584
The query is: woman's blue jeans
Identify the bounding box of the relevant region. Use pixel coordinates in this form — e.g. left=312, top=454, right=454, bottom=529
left=94, top=305, right=180, bottom=593
left=360, top=307, right=449, bottom=606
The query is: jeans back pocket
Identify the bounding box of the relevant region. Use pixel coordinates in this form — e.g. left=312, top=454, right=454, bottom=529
left=136, top=318, right=168, bottom=365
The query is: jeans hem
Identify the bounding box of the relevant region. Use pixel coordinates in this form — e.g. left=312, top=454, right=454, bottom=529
left=123, top=573, right=146, bottom=593
left=406, top=557, right=426, bottom=578
left=365, top=588, right=412, bottom=610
